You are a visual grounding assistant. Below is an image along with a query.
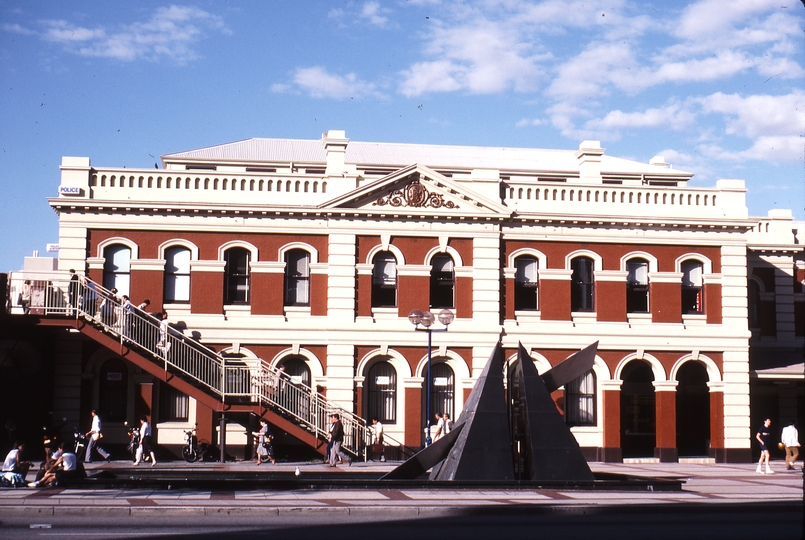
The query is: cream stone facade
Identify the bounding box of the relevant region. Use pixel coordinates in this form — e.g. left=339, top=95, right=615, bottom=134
left=4, top=130, right=802, bottom=462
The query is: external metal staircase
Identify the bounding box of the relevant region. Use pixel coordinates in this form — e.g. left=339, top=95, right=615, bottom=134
left=6, top=273, right=372, bottom=458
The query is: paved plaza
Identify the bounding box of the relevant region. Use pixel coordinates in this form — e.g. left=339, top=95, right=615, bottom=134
left=0, top=460, right=801, bottom=539
left=0, top=460, right=801, bottom=515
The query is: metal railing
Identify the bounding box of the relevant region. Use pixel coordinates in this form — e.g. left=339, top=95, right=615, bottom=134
left=5, top=272, right=371, bottom=458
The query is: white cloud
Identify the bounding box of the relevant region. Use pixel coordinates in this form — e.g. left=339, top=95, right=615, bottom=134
left=516, top=118, right=544, bottom=127
left=38, top=6, right=228, bottom=63
left=585, top=103, right=695, bottom=131
left=695, top=92, right=805, bottom=163
left=285, top=66, right=381, bottom=100
left=399, top=18, right=546, bottom=96
left=1, top=22, right=36, bottom=36
left=361, top=2, right=389, bottom=28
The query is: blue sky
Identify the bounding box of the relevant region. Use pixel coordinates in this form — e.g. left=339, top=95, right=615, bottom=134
left=1, top=0, right=803, bottom=272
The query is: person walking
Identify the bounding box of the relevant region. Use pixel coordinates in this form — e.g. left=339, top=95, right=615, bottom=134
left=133, top=415, right=157, bottom=466
left=780, top=421, right=800, bottom=471
left=252, top=418, right=276, bottom=465
left=84, top=410, right=110, bottom=463
left=371, top=417, right=385, bottom=462
left=68, top=269, right=79, bottom=315
left=328, top=414, right=350, bottom=467
left=755, top=417, right=773, bottom=474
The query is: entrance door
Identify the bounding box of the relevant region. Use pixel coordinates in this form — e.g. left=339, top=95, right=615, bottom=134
left=676, top=362, right=710, bottom=457
left=620, top=361, right=655, bottom=458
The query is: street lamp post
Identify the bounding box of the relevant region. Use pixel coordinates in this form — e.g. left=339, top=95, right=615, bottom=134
left=408, top=308, right=454, bottom=446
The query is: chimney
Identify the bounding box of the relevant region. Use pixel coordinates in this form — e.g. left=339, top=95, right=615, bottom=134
left=574, top=141, right=604, bottom=183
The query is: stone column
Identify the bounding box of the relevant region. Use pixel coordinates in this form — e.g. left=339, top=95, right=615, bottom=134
left=707, top=381, right=725, bottom=461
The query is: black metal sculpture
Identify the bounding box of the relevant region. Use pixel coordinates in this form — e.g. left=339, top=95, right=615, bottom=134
left=382, top=341, right=598, bottom=482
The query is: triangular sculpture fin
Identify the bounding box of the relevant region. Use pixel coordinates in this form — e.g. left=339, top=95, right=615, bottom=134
left=514, top=342, right=595, bottom=481
left=379, top=423, right=463, bottom=480
left=429, top=342, right=514, bottom=480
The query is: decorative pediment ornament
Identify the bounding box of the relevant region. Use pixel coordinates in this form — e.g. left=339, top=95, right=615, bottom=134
left=373, top=177, right=458, bottom=209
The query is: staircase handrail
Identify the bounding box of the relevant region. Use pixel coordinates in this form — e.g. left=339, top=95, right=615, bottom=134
left=7, top=272, right=370, bottom=457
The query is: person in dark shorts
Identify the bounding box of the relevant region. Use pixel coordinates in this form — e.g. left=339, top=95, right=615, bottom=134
left=755, top=417, right=773, bottom=474
left=134, top=415, right=157, bottom=466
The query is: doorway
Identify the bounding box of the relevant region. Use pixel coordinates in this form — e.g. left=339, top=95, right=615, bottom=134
left=676, top=361, right=710, bottom=457
left=620, top=360, right=656, bottom=458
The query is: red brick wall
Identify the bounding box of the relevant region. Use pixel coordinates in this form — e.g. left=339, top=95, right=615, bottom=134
left=251, top=273, right=284, bottom=315
left=705, top=283, right=722, bottom=324
left=655, top=391, right=676, bottom=449
left=652, top=282, right=681, bottom=323
left=597, top=280, right=626, bottom=322
left=190, top=271, right=223, bottom=314
left=540, top=279, right=570, bottom=320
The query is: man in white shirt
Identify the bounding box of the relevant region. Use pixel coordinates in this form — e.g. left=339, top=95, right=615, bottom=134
left=781, top=421, right=800, bottom=471
left=371, top=417, right=385, bottom=462
left=84, top=410, right=110, bottom=463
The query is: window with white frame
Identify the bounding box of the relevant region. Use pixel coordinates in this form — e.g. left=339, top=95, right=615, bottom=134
left=284, top=249, right=310, bottom=306
left=570, top=256, right=595, bottom=312
left=371, top=251, right=397, bottom=308
left=159, top=383, right=189, bottom=421
left=103, top=244, right=131, bottom=296
left=430, top=254, right=455, bottom=309
left=514, top=255, right=539, bottom=311
left=164, top=246, right=191, bottom=303
left=365, top=361, right=397, bottom=423
left=565, top=370, right=596, bottom=426
left=626, top=258, right=649, bottom=313
left=224, top=247, right=250, bottom=305
left=681, top=260, right=704, bottom=314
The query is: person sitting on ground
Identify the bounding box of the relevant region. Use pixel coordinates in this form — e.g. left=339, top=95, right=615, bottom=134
left=29, top=443, right=82, bottom=487
left=2, top=441, right=32, bottom=479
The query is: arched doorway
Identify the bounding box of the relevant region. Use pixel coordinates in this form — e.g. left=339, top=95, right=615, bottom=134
left=676, top=361, right=710, bottom=457
left=620, top=360, right=655, bottom=458
left=421, top=361, right=454, bottom=443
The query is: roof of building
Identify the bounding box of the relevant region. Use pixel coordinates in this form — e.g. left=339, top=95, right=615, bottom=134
left=164, top=137, right=692, bottom=177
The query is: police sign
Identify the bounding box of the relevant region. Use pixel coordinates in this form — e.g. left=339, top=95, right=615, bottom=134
left=59, top=186, right=82, bottom=195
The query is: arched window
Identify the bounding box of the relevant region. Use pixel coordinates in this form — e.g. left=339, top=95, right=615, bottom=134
left=626, top=258, right=649, bottom=313
left=570, top=256, right=595, bottom=312
left=224, top=247, right=250, bottom=305
left=565, top=370, right=596, bottom=426
left=681, top=260, right=704, bottom=314
left=371, top=251, right=397, bottom=308
left=423, top=362, right=455, bottom=434
left=430, top=254, right=455, bottom=309
left=99, top=358, right=127, bottom=422
left=279, top=356, right=311, bottom=387
left=284, top=249, right=310, bottom=306
left=514, top=255, right=538, bottom=311
left=365, top=361, right=397, bottom=423
left=163, top=246, right=191, bottom=303
left=103, top=244, right=131, bottom=296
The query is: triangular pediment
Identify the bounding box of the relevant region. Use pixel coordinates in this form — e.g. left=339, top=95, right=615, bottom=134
left=320, top=164, right=511, bottom=217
